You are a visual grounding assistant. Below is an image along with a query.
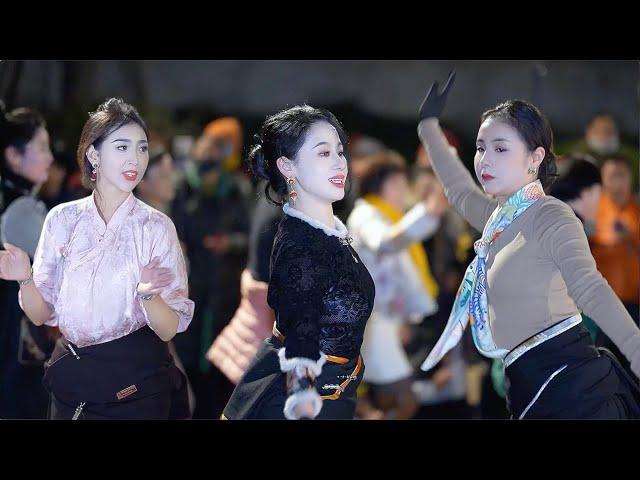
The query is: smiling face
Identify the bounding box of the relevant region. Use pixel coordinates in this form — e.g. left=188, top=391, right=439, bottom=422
left=277, top=120, right=348, bottom=205
left=87, top=122, right=149, bottom=194
left=474, top=118, right=544, bottom=201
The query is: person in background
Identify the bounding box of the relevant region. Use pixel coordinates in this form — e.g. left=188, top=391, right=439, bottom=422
left=547, top=157, right=602, bottom=340
left=201, top=117, right=253, bottom=214
left=556, top=113, right=639, bottom=190
left=590, top=156, right=640, bottom=381
left=406, top=143, right=476, bottom=419
left=348, top=150, right=446, bottom=419
left=38, top=139, right=90, bottom=211
left=206, top=189, right=281, bottom=385
left=0, top=101, right=54, bottom=419
left=171, top=119, right=250, bottom=419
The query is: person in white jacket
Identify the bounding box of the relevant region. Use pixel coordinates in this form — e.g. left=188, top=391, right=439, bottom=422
left=347, top=150, right=448, bottom=419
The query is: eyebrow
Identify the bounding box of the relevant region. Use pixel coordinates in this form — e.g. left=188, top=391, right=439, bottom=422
left=312, top=141, right=343, bottom=149
left=476, top=138, right=511, bottom=144
left=111, top=139, right=148, bottom=144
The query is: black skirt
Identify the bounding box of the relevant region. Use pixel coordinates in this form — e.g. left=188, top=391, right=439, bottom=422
left=223, top=336, right=364, bottom=420
left=43, top=326, right=189, bottom=420
left=505, top=321, right=640, bottom=419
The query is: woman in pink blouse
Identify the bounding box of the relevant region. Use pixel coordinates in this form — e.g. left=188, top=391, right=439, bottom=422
left=0, top=98, right=194, bottom=419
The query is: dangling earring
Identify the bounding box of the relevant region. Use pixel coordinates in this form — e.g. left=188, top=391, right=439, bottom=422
left=287, top=177, right=297, bottom=206
left=90, top=163, right=98, bottom=181
left=528, top=166, right=537, bottom=175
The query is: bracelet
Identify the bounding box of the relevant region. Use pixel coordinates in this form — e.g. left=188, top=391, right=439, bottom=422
left=136, top=282, right=155, bottom=301
left=17, top=268, right=33, bottom=286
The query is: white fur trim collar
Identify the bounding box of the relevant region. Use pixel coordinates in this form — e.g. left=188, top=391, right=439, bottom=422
left=283, top=203, right=348, bottom=238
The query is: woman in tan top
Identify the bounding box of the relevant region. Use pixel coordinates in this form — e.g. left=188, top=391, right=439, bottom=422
left=417, top=72, right=640, bottom=419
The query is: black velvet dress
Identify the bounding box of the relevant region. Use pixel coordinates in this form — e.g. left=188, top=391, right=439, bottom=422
left=223, top=208, right=375, bottom=419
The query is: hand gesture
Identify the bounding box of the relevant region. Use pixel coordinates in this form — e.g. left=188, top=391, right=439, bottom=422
left=419, top=71, right=456, bottom=121
left=0, top=242, right=31, bottom=282
left=137, top=256, right=175, bottom=296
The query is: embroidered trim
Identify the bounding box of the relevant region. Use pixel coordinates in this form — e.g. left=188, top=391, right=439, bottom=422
left=519, top=364, right=568, bottom=419
left=504, top=315, right=582, bottom=368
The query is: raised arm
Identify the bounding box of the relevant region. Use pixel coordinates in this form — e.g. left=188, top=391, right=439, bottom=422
left=417, top=72, right=497, bottom=231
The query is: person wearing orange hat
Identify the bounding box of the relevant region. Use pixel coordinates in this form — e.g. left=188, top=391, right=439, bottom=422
left=203, top=117, right=243, bottom=172
left=199, top=117, right=254, bottom=213
left=171, top=117, right=251, bottom=418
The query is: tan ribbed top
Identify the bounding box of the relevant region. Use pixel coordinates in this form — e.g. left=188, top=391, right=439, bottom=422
left=418, top=119, right=640, bottom=376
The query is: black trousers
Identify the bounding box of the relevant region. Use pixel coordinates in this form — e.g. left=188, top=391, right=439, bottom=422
left=505, top=322, right=640, bottom=419
left=43, top=326, right=189, bottom=420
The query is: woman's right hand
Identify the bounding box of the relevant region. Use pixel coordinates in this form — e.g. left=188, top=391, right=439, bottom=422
left=0, top=242, right=32, bottom=282
left=418, top=71, right=456, bottom=122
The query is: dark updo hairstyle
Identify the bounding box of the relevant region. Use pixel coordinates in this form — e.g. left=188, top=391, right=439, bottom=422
left=358, top=150, right=407, bottom=197
left=76, top=98, right=148, bottom=189
left=0, top=100, right=47, bottom=176
left=247, top=104, right=348, bottom=205
left=480, top=99, right=559, bottom=190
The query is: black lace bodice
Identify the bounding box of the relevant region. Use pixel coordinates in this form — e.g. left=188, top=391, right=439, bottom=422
left=267, top=214, right=375, bottom=361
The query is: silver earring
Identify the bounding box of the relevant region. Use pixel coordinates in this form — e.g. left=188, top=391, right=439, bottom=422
left=528, top=167, right=537, bottom=175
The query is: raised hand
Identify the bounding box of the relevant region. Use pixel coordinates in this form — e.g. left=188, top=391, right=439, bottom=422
left=418, top=71, right=456, bottom=121
left=137, top=256, right=175, bottom=297
left=0, top=242, right=32, bottom=282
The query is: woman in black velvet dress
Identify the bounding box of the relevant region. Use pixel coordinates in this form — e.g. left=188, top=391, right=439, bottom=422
left=222, top=105, right=375, bottom=420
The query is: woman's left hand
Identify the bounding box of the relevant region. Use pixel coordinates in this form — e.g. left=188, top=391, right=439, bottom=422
left=137, top=256, right=175, bottom=296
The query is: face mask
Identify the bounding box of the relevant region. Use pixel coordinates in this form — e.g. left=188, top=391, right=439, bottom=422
left=586, top=136, right=620, bottom=155
left=198, top=158, right=221, bottom=176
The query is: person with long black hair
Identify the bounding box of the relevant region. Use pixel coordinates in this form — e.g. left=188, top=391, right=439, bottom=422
left=0, top=101, right=54, bottom=418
